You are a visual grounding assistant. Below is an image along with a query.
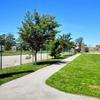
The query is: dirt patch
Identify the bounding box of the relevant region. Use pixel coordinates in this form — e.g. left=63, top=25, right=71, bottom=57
left=89, top=85, right=100, bottom=90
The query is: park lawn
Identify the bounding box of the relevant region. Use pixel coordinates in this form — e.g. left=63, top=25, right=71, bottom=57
left=46, top=54, right=100, bottom=98
left=0, top=53, right=73, bottom=85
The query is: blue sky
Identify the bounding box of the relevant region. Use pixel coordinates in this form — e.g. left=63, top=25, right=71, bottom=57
left=0, top=0, right=100, bottom=47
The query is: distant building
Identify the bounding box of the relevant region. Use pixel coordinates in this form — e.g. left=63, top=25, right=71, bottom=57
left=88, top=45, right=100, bottom=52
left=88, top=47, right=96, bottom=51
left=96, top=45, right=100, bottom=51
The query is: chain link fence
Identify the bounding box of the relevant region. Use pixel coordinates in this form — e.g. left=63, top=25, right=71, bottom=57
left=0, top=43, right=51, bottom=69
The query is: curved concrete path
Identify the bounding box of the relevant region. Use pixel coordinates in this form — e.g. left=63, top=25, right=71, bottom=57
left=0, top=54, right=98, bottom=100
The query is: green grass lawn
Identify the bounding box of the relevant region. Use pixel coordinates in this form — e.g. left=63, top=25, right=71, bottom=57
left=0, top=53, right=73, bottom=85
left=46, top=54, right=100, bottom=98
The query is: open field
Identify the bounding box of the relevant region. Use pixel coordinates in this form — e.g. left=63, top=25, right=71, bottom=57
left=46, top=54, right=100, bottom=98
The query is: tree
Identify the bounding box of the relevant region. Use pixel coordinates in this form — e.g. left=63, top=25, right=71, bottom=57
left=18, top=10, right=60, bottom=64
left=5, top=33, right=16, bottom=50
left=50, top=33, right=73, bottom=58
left=50, top=39, right=62, bottom=58
left=59, top=33, right=73, bottom=52
left=75, top=37, right=83, bottom=52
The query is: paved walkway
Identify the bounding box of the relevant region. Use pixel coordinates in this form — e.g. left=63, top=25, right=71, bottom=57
left=0, top=54, right=98, bottom=100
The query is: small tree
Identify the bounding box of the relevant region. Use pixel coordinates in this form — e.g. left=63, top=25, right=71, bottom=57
left=50, top=39, right=62, bottom=58
left=50, top=33, right=73, bottom=58
left=18, top=11, right=60, bottom=64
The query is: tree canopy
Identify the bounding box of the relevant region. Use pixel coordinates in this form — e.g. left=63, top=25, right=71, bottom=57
left=18, top=10, right=60, bottom=63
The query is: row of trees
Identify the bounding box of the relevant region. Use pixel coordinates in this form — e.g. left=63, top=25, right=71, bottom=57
left=0, top=10, right=85, bottom=64
left=18, top=10, right=85, bottom=63
left=0, top=33, right=31, bottom=51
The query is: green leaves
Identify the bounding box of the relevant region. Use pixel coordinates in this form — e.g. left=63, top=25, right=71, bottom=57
left=18, top=10, right=60, bottom=63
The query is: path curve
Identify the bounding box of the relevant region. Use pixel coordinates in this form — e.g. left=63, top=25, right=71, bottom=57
left=0, top=54, right=98, bottom=100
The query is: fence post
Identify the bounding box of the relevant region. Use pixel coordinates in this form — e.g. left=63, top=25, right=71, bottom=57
left=20, top=43, right=22, bottom=65
left=32, top=50, right=34, bottom=63
left=40, top=47, right=42, bottom=61
left=46, top=41, right=49, bottom=59
left=0, top=42, right=2, bottom=70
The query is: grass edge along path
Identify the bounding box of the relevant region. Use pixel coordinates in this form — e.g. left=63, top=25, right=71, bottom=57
left=0, top=53, right=74, bottom=85
left=46, top=54, right=100, bottom=98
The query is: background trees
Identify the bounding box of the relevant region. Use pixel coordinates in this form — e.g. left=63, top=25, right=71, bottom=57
left=0, top=34, right=6, bottom=45
left=18, top=11, right=60, bottom=64
left=5, top=33, right=16, bottom=50
left=0, top=33, right=16, bottom=50
left=75, top=37, right=84, bottom=52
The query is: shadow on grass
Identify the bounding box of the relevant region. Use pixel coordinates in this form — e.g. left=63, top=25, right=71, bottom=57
left=0, top=70, right=34, bottom=78
left=37, top=59, right=67, bottom=65
left=37, top=60, right=60, bottom=65
left=37, top=54, right=71, bottom=65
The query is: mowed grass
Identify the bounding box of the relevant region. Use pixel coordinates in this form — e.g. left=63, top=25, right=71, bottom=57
left=46, top=54, right=100, bottom=98
left=0, top=54, right=73, bottom=85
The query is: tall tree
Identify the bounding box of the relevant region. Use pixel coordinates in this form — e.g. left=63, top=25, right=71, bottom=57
left=18, top=10, right=60, bottom=64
